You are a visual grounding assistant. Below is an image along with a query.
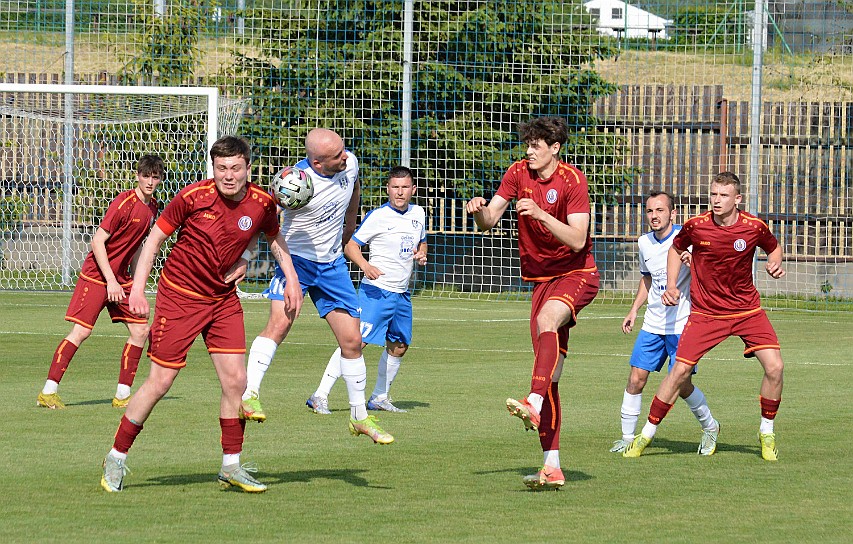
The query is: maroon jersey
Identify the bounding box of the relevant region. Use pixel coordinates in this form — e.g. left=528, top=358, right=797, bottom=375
left=672, top=210, right=779, bottom=316
left=495, top=159, right=596, bottom=281
left=79, top=189, right=157, bottom=285
left=157, top=179, right=279, bottom=299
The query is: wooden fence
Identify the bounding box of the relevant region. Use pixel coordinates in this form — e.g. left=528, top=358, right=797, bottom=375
left=2, top=77, right=851, bottom=260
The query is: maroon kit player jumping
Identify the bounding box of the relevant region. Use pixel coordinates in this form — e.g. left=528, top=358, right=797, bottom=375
left=466, top=116, right=599, bottom=490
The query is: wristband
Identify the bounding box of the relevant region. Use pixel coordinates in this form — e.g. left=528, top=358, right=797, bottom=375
left=241, top=249, right=252, bottom=261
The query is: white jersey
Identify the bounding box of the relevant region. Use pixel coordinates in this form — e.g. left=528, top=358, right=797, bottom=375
left=352, top=202, right=427, bottom=293
left=638, top=225, right=691, bottom=335
left=279, top=152, right=359, bottom=263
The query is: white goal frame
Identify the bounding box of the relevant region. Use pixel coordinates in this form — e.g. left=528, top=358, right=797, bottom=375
left=0, top=84, right=221, bottom=285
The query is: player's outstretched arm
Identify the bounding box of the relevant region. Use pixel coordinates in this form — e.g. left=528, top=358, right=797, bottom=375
left=344, top=239, right=383, bottom=280
left=520, top=203, right=588, bottom=252
left=623, top=275, right=651, bottom=334
left=269, top=233, right=303, bottom=318
left=413, top=242, right=428, bottom=266
left=128, top=225, right=168, bottom=317
left=223, top=234, right=259, bottom=285
left=90, top=227, right=124, bottom=302
left=765, top=245, right=786, bottom=279
left=465, top=195, right=509, bottom=232
left=342, top=179, right=361, bottom=247
left=661, top=245, right=685, bottom=306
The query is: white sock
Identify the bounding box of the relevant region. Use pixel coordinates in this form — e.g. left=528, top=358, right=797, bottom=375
left=340, top=355, right=367, bottom=420
left=109, top=448, right=127, bottom=461
left=641, top=420, right=658, bottom=440
left=315, top=347, right=342, bottom=398
left=244, top=336, right=278, bottom=399
left=372, top=350, right=402, bottom=400
left=42, top=379, right=59, bottom=395
left=544, top=450, right=560, bottom=468
left=115, top=384, right=131, bottom=400
left=760, top=417, right=775, bottom=434
left=620, top=391, right=642, bottom=441
left=683, top=387, right=717, bottom=430
left=527, top=392, right=544, bottom=413
left=222, top=453, right=240, bottom=467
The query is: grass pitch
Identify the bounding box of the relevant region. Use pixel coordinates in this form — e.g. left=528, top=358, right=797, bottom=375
left=0, top=292, right=850, bottom=543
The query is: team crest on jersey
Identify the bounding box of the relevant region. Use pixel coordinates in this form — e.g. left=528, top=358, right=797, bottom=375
left=399, top=234, right=415, bottom=259
left=733, top=238, right=747, bottom=251
left=412, top=219, right=423, bottom=230
left=546, top=189, right=558, bottom=204
left=238, top=216, right=253, bottom=231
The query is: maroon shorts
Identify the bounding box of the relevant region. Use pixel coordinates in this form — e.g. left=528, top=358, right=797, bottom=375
left=530, top=269, right=600, bottom=354
left=147, top=283, right=246, bottom=369
left=65, top=275, right=145, bottom=329
left=675, top=308, right=780, bottom=366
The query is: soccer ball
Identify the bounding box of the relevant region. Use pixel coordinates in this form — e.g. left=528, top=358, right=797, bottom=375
left=271, top=166, right=314, bottom=210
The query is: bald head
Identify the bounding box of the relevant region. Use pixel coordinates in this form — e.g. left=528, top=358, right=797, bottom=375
left=305, top=128, right=348, bottom=176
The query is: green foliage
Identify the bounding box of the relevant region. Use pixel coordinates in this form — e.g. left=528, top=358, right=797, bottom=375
left=0, top=195, right=29, bottom=235
left=226, top=1, right=628, bottom=202
left=669, top=4, right=749, bottom=48
left=116, top=0, right=207, bottom=85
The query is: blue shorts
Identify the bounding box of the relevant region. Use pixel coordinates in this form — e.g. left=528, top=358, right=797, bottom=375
left=265, top=255, right=359, bottom=319
left=629, top=330, right=696, bottom=374
left=358, top=283, right=413, bottom=346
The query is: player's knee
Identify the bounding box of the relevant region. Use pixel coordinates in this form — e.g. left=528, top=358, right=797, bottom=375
left=388, top=342, right=408, bottom=357
left=68, top=325, right=92, bottom=344
left=628, top=375, right=647, bottom=392
left=128, top=323, right=150, bottom=342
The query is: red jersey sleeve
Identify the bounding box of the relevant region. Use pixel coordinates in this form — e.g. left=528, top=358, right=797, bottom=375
left=561, top=165, right=591, bottom=215
left=755, top=219, right=779, bottom=255
left=495, top=161, right=523, bottom=203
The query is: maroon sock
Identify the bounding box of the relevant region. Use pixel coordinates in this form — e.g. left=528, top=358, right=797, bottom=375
left=759, top=396, right=781, bottom=420
left=220, top=418, right=245, bottom=455
left=118, top=343, right=143, bottom=387
left=648, top=396, right=674, bottom=425
left=538, top=382, right=561, bottom=452
left=530, top=332, right=559, bottom=398
left=47, top=339, right=79, bottom=383
left=112, top=415, right=143, bottom=454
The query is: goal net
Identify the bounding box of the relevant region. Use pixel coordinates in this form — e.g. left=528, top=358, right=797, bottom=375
left=0, top=84, right=247, bottom=291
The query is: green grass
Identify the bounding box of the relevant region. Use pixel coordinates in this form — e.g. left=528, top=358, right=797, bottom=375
left=1, top=292, right=850, bottom=543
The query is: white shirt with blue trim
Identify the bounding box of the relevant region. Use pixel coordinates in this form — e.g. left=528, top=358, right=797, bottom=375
left=352, top=202, right=427, bottom=293
left=638, top=225, right=691, bottom=335
left=279, top=151, right=359, bottom=263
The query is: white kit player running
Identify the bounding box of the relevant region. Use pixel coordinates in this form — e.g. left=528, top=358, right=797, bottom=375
left=307, top=166, right=427, bottom=415
left=611, top=190, right=720, bottom=455
left=241, top=128, right=394, bottom=445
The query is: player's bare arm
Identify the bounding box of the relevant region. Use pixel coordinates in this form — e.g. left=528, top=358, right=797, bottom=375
left=623, top=275, right=651, bottom=334
left=414, top=241, right=428, bottom=266
left=344, top=239, right=383, bottom=280
left=342, top=179, right=361, bottom=247
left=128, top=225, right=169, bottom=317
left=518, top=199, right=588, bottom=252
left=90, top=227, right=124, bottom=302
left=466, top=195, right=510, bottom=232
left=661, top=245, right=685, bottom=306
left=765, top=245, right=786, bottom=279
left=269, top=233, right=304, bottom=317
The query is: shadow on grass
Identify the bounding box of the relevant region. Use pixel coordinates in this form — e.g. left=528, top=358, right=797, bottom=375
left=473, top=466, right=592, bottom=484
left=639, top=437, right=760, bottom=457
left=385, top=400, right=429, bottom=411
left=138, top=468, right=391, bottom=490
left=68, top=395, right=181, bottom=407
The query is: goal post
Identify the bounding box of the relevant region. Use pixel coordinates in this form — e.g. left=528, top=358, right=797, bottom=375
left=0, top=83, right=247, bottom=291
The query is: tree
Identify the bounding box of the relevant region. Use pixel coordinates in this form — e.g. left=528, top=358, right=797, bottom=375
left=226, top=1, right=630, bottom=208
